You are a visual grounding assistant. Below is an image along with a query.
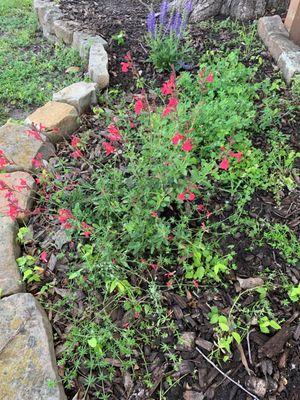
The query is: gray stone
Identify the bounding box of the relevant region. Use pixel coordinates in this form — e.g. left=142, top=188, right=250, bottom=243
left=278, top=51, right=300, bottom=83
left=245, top=376, right=268, bottom=398
left=53, top=19, right=79, bottom=45
left=0, top=122, right=55, bottom=172
left=53, top=81, right=97, bottom=114
left=183, top=391, right=204, bottom=400
left=0, top=216, right=23, bottom=297
left=88, top=42, right=109, bottom=88
left=72, top=31, right=108, bottom=61
left=258, top=16, right=300, bottom=62
left=258, top=15, right=289, bottom=46
left=0, top=293, right=66, bottom=400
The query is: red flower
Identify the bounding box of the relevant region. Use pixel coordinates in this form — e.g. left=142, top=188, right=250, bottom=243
left=197, top=204, right=205, bottom=212
left=71, top=135, right=81, bottom=147
left=229, top=151, right=243, bottom=162
left=102, top=142, right=115, bottom=155
left=171, top=132, right=184, bottom=145
left=31, top=153, right=43, bottom=168
left=71, top=149, right=83, bottom=159
left=108, top=124, right=122, bottom=142
left=150, top=263, right=158, bottom=271
left=178, top=192, right=186, bottom=201
left=0, top=150, right=10, bottom=169
left=162, top=97, right=178, bottom=117
left=134, top=98, right=144, bottom=115
left=188, top=192, right=195, bottom=201
left=26, top=129, right=42, bottom=141
left=161, top=72, right=176, bottom=96
left=182, top=139, right=193, bottom=152
left=166, top=280, right=173, bottom=288
left=121, top=62, right=130, bottom=72
left=206, top=73, right=214, bottom=83
left=40, top=251, right=48, bottom=263
left=151, top=211, right=158, bottom=218
left=219, top=157, right=230, bottom=170
left=58, top=209, right=74, bottom=229
left=81, top=222, right=93, bottom=238
left=121, top=52, right=133, bottom=73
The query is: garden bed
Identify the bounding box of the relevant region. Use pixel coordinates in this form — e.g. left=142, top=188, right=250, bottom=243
left=15, top=1, right=300, bottom=400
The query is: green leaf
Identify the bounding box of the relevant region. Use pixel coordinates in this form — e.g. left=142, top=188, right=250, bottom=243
left=269, top=320, right=281, bottom=330
left=219, top=322, right=230, bottom=332
left=232, top=331, right=241, bottom=344
left=87, top=338, right=98, bottom=348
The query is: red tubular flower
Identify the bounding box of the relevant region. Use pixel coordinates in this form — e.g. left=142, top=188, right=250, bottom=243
left=31, top=153, right=43, bottom=168
left=40, top=251, right=48, bottom=263
left=171, top=132, right=184, bottom=145
left=188, top=192, right=195, bottom=201
left=108, top=124, right=122, bottom=142
left=182, top=139, right=193, bottom=152
left=58, top=209, right=74, bottom=229
left=71, top=135, right=81, bottom=148
left=102, top=142, right=115, bottom=156
left=206, top=73, right=214, bottom=83
left=134, top=98, right=144, bottom=115
left=71, top=149, right=83, bottom=159
left=121, top=52, right=133, bottom=73
left=121, top=62, right=130, bottom=72
left=161, top=72, right=176, bottom=96
left=219, top=157, right=230, bottom=170
left=177, top=192, right=186, bottom=201
left=162, top=97, right=178, bottom=117
left=229, top=151, right=243, bottom=162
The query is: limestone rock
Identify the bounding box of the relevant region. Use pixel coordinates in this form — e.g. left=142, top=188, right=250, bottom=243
left=53, top=19, right=79, bottom=45
left=0, top=122, right=54, bottom=172
left=53, top=81, right=97, bottom=114
left=0, top=172, right=35, bottom=223
left=183, top=390, right=204, bottom=400
left=34, top=0, right=62, bottom=43
left=0, top=216, right=23, bottom=297
left=258, top=16, right=300, bottom=62
left=0, top=293, right=66, bottom=400
left=72, top=31, right=108, bottom=61
left=88, top=42, right=109, bottom=88
left=278, top=51, right=300, bottom=83
left=26, top=102, right=79, bottom=143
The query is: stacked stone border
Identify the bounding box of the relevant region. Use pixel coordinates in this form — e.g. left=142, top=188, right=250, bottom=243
left=258, top=15, right=300, bottom=84
left=0, top=1, right=111, bottom=398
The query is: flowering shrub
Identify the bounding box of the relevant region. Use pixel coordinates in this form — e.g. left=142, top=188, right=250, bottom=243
left=146, top=0, right=194, bottom=71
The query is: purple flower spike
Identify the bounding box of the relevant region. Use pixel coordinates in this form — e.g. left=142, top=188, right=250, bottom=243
left=159, top=0, right=169, bottom=25
left=171, top=11, right=182, bottom=37
left=147, top=11, right=156, bottom=37
left=185, top=0, right=193, bottom=14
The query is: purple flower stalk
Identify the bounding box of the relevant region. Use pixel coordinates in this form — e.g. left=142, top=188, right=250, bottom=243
left=159, top=0, right=169, bottom=25
left=147, top=11, right=156, bottom=37
left=173, top=11, right=183, bottom=37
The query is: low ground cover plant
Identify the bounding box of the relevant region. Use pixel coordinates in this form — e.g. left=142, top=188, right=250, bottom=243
left=0, top=0, right=83, bottom=124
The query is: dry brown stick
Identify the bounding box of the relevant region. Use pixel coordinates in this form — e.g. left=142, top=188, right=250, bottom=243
left=196, top=347, right=260, bottom=400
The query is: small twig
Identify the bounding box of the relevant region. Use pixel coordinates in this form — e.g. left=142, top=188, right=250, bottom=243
left=247, top=329, right=255, bottom=365
left=196, top=347, right=260, bottom=400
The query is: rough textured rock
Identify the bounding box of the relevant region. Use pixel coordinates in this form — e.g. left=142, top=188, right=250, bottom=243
left=0, top=293, right=66, bottom=400
left=183, top=390, right=204, bottom=400
left=53, top=81, right=97, bottom=114
left=88, top=42, right=110, bottom=88
left=26, top=102, right=79, bottom=143
left=278, top=51, right=300, bottom=83
left=0, top=122, right=54, bottom=172
left=174, top=0, right=289, bottom=21
left=0, top=216, right=23, bottom=297
left=34, top=0, right=62, bottom=42
left=245, top=376, right=268, bottom=398
left=0, top=172, right=35, bottom=223
left=72, top=31, right=108, bottom=61
left=53, top=19, right=79, bottom=45
left=258, top=15, right=289, bottom=45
